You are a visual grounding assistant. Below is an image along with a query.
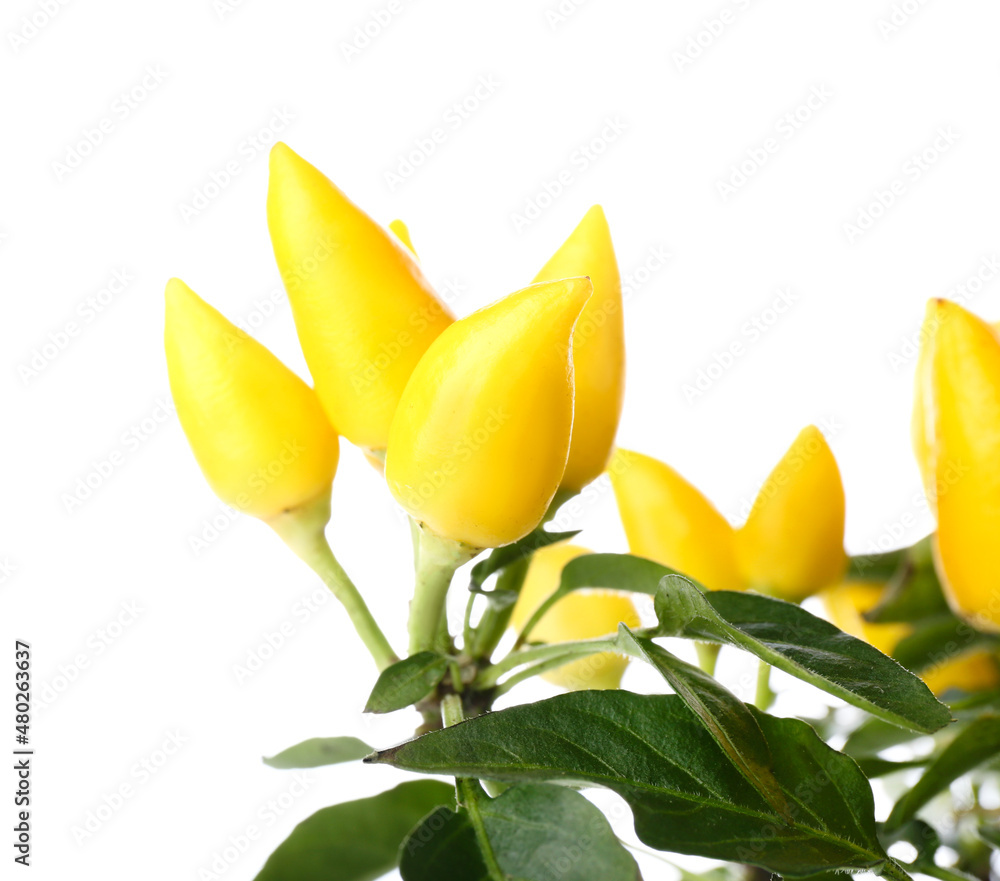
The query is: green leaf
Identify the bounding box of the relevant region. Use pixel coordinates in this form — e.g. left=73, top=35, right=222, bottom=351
left=843, top=718, right=927, bottom=759
left=667, top=578, right=952, bottom=734
left=977, top=823, right=1000, bottom=850
left=890, top=615, right=998, bottom=674
left=537, top=554, right=951, bottom=733
left=364, top=652, right=448, bottom=714
left=469, top=527, right=580, bottom=590
left=863, top=568, right=950, bottom=624
left=263, top=736, right=372, bottom=769
left=400, top=783, right=640, bottom=881
left=853, top=757, right=928, bottom=779
left=253, top=780, right=454, bottom=881
left=369, top=690, right=892, bottom=878
left=885, top=715, right=1000, bottom=831
left=617, top=625, right=791, bottom=821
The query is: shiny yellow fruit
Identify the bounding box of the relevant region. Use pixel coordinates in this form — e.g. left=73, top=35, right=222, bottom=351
left=912, top=299, right=1000, bottom=631
left=821, top=581, right=912, bottom=656
left=267, top=143, right=452, bottom=451
left=385, top=277, right=593, bottom=549
left=609, top=448, right=742, bottom=591
left=533, top=206, right=625, bottom=491
left=735, top=426, right=846, bottom=602
left=164, top=278, right=339, bottom=521
left=822, top=579, right=1000, bottom=696
left=388, top=219, right=416, bottom=256
left=511, top=544, right=639, bottom=690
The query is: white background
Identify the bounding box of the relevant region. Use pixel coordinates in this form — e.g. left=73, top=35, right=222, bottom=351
left=3, top=0, right=999, bottom=878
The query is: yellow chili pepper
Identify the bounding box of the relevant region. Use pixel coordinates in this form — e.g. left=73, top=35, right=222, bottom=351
left=533, top=206, right=625, bottom=491
left=822, top=580, right=1000, bottom=696
left=735, top=425, right=846, bottom=602
left=609, top=448, right=742, bottom=591
left=267, top=143, right=452, bottom=452
left=912, top=298, right=1000, bottom=631
left=511, top=544, right=639, bottom=690
left=385, top=277, right=593, bottom=550
left=164, top=278, right=339, bottom=522
left=389, top=219, right=417, bottom=256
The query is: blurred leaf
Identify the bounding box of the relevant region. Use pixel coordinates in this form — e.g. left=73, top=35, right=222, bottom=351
left=618, top=626, right=791, bottom=820
left=370, top=690, right=893, bottom=878
left=854, top=757, right=928, bottom=778
left=400, top=783, right=640, bottom=881
left=843, top=718, right=929, bottom=758
left=364, top=652, right=447, bottom=714
left=886, top=715, right=1000, bottom=830
left=978, top=824, right=1000, bottom=850
left=882, top=818, right=941, bottom=865
left=254, top=780, right=454, bottom=881
left=890, top=615, right=998, bottom=673
left=263, top=736, right=372, bottom=769
left=865, top=568, right=951, bottom=624
left=469, top=527, right=579, bottom=590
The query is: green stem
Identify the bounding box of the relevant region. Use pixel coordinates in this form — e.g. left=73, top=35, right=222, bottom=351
left=695, top=642, right=721, bottom=676
left=268, top=493, right=397, bottom=671
left=470, top=557, right=530, bottom=659
left=755, top=660, right=775, bottom=710
left=513, top=588, right=561, bottom=650
left=408, top=523, right=479, bottom=655
left=476, top=635, right=619, bottom=689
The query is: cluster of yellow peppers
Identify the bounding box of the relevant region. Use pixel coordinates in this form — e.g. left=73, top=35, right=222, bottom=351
left=166, top=142, right=999, bottom=696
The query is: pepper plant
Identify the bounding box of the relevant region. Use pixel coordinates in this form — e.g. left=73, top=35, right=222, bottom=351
left=166, top=143, right=1000, bottom=881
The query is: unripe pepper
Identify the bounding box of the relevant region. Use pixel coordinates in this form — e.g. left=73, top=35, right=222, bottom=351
left=385, top=277, right=593, bottom=550
left=610, top=448, right=742, bottom=591
left=822, top=580, right=1000, bottom=696
left=164, top=278, right=339, bottom=522
left=734, top=425, right=846, bottom=601
left=266, top=143, right=453, bottom=452
left=912, top=299, right=1000, bottom=631
left=612, top=426, right=845, bottom=601
left=510, top=544, right=639, bottom=690
left=533, top=206, right=625, bottom=491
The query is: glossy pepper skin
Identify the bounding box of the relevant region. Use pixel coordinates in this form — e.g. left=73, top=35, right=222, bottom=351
left=511, top=544, right=639, bottom=691
left=533, top=206, right=625, bottom=491
left=266, top=143, right=453, bottom=451
left=822, top=580, right=1000, bottom=696
left=913, top=299, right=1000, bottom=631
left=734, top=425, right=847, bottom=602
left=611, top=427, right=845, bottom=600
left=385, top=277, right=593, bottom=549
left=164, top=278, right=339, bottom=521
left=610, top=448, right=742, bottom=591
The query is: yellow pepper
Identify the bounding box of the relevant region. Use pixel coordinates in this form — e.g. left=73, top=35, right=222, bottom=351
left=266, top=143, right=453, bottom=452
left=511, top=544, right=639, bottom=690
left=734, top=425, right=847, bottom=601
left=609, top=448, right=742, bottom=591
left=388, top=219, right=416, bottom=256
left=822, top=580, right=1000, bottom=696
left=533, top=206, right=625, bottom=491
left=912, top=298, right=1000, bottom=631
left=611, top=426, right=846, bottom=601
left=385, top=277, right=593, bottom=549
left=164, top=278, right=339, bottom=522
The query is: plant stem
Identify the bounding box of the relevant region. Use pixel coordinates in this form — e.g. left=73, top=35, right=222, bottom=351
left=469, top=557, right=529, bottom=659
left=267, top=493, right=398, bottom=671
left=476, top=635, right=619, bottom=689
left=408, top=523, right=479, bottom=655
left=755, top=660, right=775, bottom=710
left=695, top=642, right=721, bottom=676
